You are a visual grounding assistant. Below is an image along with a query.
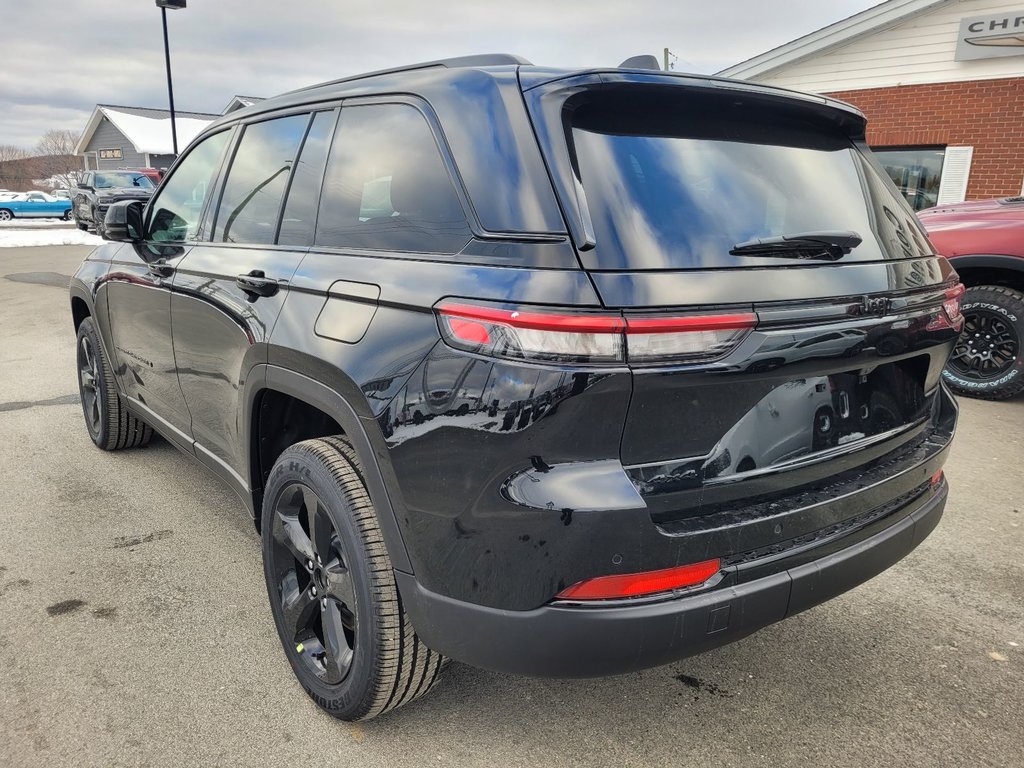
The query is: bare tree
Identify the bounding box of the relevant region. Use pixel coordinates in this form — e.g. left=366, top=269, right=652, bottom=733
left=0, top=144, right=30, bottom=163
left=34, top=129, right=83, bottom=191
left=0, top=145, right=34, bottom=189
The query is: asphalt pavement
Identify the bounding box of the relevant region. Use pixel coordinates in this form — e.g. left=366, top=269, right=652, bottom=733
left=1, top=245, right=1021, bottom=768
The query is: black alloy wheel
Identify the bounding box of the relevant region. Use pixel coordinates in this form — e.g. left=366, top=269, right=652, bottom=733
left=261, top=437, right=445, bottom=721
left=269, top=483, right=357, bottom=685
left=74, top=317, right=153, bottom=450
left=949, top=309, right=1017, bottom=379
left=942, top=285, right=1024, bottom=400
left=78, top=332, right=103, bottom=438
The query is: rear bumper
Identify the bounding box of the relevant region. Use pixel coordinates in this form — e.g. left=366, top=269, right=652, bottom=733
left=399, top=480, right=946, bottom=677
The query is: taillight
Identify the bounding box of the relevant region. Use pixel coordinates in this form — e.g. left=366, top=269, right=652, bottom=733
left=437, top=303, right=624, bottom=364
left=435, top=302, right=755, bottom=365
left=625, top=313, right=756, bottom=363
left=943, top=283, right=965, bottom=323
left=555, top=559, right=721, bottom=601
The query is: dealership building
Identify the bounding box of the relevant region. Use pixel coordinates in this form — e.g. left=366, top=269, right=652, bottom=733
left=74, top=96, right=263, bottom=172
left=719, top=0, right=1024, bottom=210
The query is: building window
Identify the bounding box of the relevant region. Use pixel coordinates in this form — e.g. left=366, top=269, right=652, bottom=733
left=873, top=147, right=945, bottom=211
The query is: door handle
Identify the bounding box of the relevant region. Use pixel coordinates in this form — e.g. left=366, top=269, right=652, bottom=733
left=148, top=260, right=174, bottom=278
left=236, top=270, right=280, bottom=300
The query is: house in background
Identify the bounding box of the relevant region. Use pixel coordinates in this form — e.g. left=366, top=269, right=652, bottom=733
left=74, top=95, right=264, bottom=172
left=75, top=104, right=220, bottom=172
left=222, top=95, right=265, bottom=114
left=718, top=0, right=1024, bottom=210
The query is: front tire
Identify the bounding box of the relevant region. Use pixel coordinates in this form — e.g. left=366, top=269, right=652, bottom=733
left=943, top=285, right=1024, bottom=400
left=0, top=209, right=13, bottom=221
left=262, top=436, right=444, bottom=721
left=75, top=317, right=153, bottom=450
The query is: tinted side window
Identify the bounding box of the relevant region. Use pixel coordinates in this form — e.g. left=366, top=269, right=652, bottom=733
left=316, top=104, right=471, bottom=253
left=278, top=110, right=336, bottom=247
left=213, top=114, right=308, bottom=244
left=148, top=130, right=230, bottom=243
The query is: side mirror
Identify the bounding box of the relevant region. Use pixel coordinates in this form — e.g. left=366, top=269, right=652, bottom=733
left=79, top=184, right=94, bottom=191
left=103, top=200, right=145, bottom=242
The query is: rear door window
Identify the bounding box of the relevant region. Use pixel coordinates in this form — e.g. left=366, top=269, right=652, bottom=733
left=278, top=110, right=336, bottom=247
left=213, top=114, right=309, bottom=244
left=315, top=103, right=472, bottom=254
left=570, top=96, right=931, bottom=270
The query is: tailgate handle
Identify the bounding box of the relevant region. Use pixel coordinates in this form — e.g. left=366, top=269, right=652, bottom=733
left=236, top=270, right=279, bottom=300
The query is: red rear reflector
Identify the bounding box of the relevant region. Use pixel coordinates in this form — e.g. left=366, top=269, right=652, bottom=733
left=930, top=469, right=944, bottom=486
left=555, top=558, right=721, bottom=601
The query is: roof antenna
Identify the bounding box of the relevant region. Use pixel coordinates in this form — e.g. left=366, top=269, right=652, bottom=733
left=618, top=54, right=661, bottom=70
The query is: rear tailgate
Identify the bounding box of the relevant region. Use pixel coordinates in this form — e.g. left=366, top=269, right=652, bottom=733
left=524, top=74, right=962, bottom=525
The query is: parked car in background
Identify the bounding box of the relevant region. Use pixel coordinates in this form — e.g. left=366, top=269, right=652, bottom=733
left=129, top=167, right=163, bottom=184
left=919, top=196, right=1024, bottom=400
left=50, top=189, right=71, bottom=199
left=0, top=191, right=73, bottom=221
left=72, top=170, right=156, bottom=234
left=70, top=54, right=962, bottom=721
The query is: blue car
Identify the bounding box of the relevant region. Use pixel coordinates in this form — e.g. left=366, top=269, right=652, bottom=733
left=0, top=192, right=73, bottom=221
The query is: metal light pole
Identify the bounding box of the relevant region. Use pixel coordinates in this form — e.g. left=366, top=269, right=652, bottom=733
left=156, top=1, right=187, bottom=156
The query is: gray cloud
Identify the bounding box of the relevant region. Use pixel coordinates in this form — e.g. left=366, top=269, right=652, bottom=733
left=0, top=0, right=877, bottom=148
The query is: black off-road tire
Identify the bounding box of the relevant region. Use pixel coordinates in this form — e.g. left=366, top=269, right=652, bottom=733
left=75, top=317, right=153, bottom=450
left=943, top=285, right=1024, bottom=401
left=262, top=436, right=444, bottom=721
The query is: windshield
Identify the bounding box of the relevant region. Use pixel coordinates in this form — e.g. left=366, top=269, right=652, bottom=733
left=94, top=172, right=154, bottom=189
left=570, top=100, right=933, bottom=270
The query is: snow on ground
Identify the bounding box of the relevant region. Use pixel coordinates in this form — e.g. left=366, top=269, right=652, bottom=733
left=0, top=218, right=78, bottom=228
left=0, top=224, right=103, bottom=248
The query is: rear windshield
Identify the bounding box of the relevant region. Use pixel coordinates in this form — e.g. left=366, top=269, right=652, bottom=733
left=570, top=98, right=932, bottom=270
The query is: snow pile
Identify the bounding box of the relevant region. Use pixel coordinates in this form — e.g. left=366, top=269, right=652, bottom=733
left=103, top=108, right=214, bottom=155
left=0, top=227, right=103, bottom=248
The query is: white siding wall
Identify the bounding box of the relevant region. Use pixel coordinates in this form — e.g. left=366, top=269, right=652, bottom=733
left=758, top=0, right=1024, bottom=92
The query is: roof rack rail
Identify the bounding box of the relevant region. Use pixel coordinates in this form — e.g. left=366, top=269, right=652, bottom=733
left=288, top=54, right=533, bottom=96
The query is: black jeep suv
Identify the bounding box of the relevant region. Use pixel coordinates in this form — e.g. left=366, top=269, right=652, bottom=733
left=70, top=55, right=962, bottom=721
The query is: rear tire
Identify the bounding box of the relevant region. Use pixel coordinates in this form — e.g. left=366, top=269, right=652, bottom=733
left=943, top=285, right=1024, bottom=400
left=63, top=209, right=73, bottom=221
left=75, top=317, right=153, bottom=450
left=262, top=436, right=444, bottom=721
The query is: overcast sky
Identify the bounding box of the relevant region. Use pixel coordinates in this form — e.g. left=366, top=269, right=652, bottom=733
left=0, top=0, right=881, bottom=149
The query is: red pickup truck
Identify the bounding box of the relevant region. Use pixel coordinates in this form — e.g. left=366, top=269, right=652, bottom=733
left=919, top=196, right=1024, bottom=400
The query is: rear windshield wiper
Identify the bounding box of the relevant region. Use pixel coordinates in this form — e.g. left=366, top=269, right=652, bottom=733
left=730, top=230, right=862, bottom=261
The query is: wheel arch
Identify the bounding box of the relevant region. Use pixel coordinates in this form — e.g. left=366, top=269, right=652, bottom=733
left=70, top=292, right=91, bottom=330
left=949, top=255, right=1024, bottom=294
left=245, top=364, right=412, bottom=573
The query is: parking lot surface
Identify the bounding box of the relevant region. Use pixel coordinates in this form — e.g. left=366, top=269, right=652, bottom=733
left=1, top=245, right=1021, bottom=768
